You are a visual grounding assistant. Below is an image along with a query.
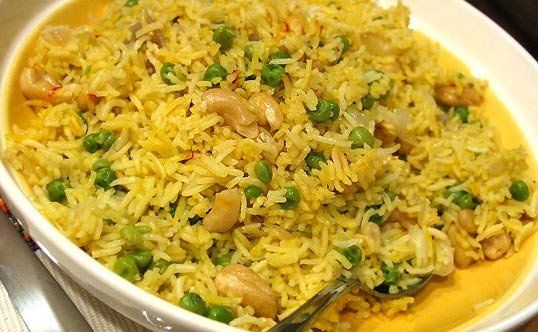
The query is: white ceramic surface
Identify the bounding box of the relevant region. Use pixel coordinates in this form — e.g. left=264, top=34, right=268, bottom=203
left=0, top=0, right=536, bottom=331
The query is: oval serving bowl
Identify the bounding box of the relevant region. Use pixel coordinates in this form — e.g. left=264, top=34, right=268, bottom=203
left=0, top=0, right=537, bottom=331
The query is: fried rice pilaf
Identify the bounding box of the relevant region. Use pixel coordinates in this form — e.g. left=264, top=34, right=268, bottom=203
left=4, top=0, right=537, bottom=330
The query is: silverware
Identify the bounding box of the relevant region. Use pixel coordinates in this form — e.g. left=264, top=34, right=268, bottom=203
left=268, top=275, right=432, bottom=332
left=0, top=211, right=92, bottom=332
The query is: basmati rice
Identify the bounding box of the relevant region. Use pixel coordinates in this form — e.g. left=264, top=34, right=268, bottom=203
left=3, top=0, right=537, bottom=330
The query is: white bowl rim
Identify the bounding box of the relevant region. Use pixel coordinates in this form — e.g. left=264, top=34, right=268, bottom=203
left=0, top=0, right=536, bottom=331
left=406, top=0, right=538, bottom=329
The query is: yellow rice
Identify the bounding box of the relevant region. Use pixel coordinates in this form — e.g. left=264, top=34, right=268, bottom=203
left=3, top=0, right=537, bottom=331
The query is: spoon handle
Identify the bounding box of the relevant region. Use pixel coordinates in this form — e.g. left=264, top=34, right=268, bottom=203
left=268, top=276, right=355, bottom=332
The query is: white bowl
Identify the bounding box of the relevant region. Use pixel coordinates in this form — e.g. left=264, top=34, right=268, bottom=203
left=0, top=0, right=536, bottom=331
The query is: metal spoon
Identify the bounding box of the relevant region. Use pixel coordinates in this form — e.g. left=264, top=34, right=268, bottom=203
left=268, top=275, right=432, bottom=332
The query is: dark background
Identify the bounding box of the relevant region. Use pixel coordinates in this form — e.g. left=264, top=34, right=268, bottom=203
left=466, top=0, right=538, bottom=58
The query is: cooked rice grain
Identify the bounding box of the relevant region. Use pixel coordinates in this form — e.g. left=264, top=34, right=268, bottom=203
left=4, top=0, right=537, bottom=331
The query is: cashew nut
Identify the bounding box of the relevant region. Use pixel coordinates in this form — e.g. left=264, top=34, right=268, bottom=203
left=488, top=159, right=507, bottom=177
left=448, top=225, right=474, bottom=268
left=202, top=89, right=259, bottom=138
left=257, top=129, right=283, bottom=163
left=129, top=13, right=164, bottom=47
left=43, top=26, right=73, bottom=45
left=249, top=92, right=283, bottom=131
left=150, top=30, right=165, bottom=48
left=434, top=83, right=483, bottom=107
left=287, top=17, right=303, bottom=34
left=342, top=182, right=362, bottom=195
left=375, top=121, right=398, bottom=146
left=361, top=33, right=399, bottom=56
left=381, top=61, right=402, bottom=74
left=215, top=264, right=277, bottom=319
left=396, top=137, right=414, bottom=155
left=387, top=209, right=416, bottom=229
left=129, top=22, right=142, bottom=42
left=374, top=121, right=413, bottom=155
left=453, top=242, right=474, bottom=268
left=202, top=188, right=241, bottom=233
left=482, top=231, right=511, bottom=260
left=20, top=67, right=60, bottom=101
left=457, top=209, right=477, bottom=235
left=75, top=93, right=102, bottom=111
left=20, top=67, right=91, bottom=108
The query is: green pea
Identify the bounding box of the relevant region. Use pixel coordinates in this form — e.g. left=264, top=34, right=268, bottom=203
left=124, top=0, right=139, bottom=7
left=128, top=248, right=153, bottom=271
left=179, top=292, right=207, bottom=316
left=148, top=258, right=172, bottom=274
left=334, top=35, right=350, bottom=53
left=381, top=263, right=400, bottom=286
left=207, top=305, right=234, bottom=324
left=261, top=64, right=286, bottom=87
left=83, top=130, right=115, bottom=153
left=386, top=190, right=396, bottom=202
left=105, top=219, right=116, bottom=226
left=349, top=126, right=374, bottom=149
left=307, top=105, right=331, bottom=123
left=255, top=161, right=272, bottom=184
left=450, top=191, right=466, bottom=202
left=280, top=186, right=301, bottom=210
left=454, top=106, right=469, bottom=123
left=305, top=151, right=327, bottom=170
left=188, top=215, right=203, bottom=225
left=99, top=130, right=116, bottom=151
left=213, top=25, right=236, bottom=51
left=324, top=99, right=339, bottom=120
left=361, top=93, right=375, bottom=110
left=83, top=65, right=92, bottom=77
left=203, top=64, right=228, bottom=84
left=244, top=44, right=254, bottom=60
left=244, top=185, right=263, bottom=198
left=47, top=178, right=69, bottom=202
left=160, top=62, right=185, bottom=85
left=120, top=225, right=143, bottom=245
left=113, top=256, right=139, bottom=282
left=92, top=159, right=111, bottom=171
left=366, top=204, right=383, bottom=225
left=215, top=253, right=233, bottom=266
left=455, top=192, right=479, bottom=210
left=268, top=50, right=290, bottom=67
left=308, top=99, right=340, bottom=123
left=160, top=62, right=175, bottom=85
left=369, top=212, right=383, bottom=225
left=94, top=167, right=117, bottom=190
left=169, top=200, right=179, bottom=217
left=510, top=180, right=530, bottom=201
left=443, top=185, right=465, bottom=201
left=335, top=245, right=362, bottom=268
left=370, top=213, right=383, bottom=225
left=83, top=134, right=100, bottom=153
